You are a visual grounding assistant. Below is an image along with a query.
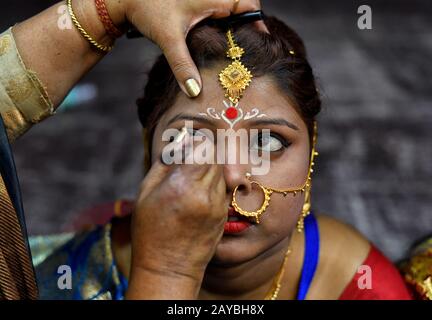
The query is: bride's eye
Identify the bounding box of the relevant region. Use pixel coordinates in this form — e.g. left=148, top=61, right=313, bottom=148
left=168, top=128, right=201, bottom=143
left=251, top=132, right=290, bottom=152
left=186, top=128, right=201, bottom=137
left=186, top=128, right=215, bottom=142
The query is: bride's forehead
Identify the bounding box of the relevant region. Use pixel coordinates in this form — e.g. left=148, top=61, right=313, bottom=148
left=171, top=75, right=293, bottom=114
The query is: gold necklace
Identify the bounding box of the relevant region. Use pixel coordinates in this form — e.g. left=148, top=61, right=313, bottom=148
left=264, top=247, right=292, bottom=300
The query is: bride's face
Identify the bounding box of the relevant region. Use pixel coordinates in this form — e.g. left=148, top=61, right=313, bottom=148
left=150, top=67, right=311, bottom=266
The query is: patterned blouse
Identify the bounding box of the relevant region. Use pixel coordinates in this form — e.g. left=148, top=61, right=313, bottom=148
left=30, top=223, right=128, bottom=300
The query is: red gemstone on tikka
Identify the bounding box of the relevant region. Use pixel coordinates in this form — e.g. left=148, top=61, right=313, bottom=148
left=225, top=107, right=238, bottom=119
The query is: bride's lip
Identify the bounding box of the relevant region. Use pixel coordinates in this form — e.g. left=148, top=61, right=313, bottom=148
left=224, top=207, right=253, bottom=234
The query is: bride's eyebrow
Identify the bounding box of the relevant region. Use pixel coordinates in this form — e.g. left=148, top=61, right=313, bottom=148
left=166, top=113, right=215, bottom=127
left=247, top=118, right=299, bottom=131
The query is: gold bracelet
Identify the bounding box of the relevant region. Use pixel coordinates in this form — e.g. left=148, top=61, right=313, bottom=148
left=66, top=0, right=113, bottom=52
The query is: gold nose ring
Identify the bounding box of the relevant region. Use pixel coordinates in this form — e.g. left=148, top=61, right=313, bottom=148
left=232, top=179, right=272, bottom=224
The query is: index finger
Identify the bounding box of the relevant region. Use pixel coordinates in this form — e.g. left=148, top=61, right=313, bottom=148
left=138, top=129, right=192, bottom=199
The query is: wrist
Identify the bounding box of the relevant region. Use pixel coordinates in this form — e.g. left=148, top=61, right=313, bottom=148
left=104, top=0, right=128, bottom=28
left=71, top=0, right=127, bottom=49
left=70, top=0, right=114, bottom=49
left=126, top=265, right=203, bottom=299
left=130, top=252, right=208, bottom=284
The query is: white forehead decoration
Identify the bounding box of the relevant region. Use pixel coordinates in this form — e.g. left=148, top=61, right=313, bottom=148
left=198, top=100, right=267, bottom=129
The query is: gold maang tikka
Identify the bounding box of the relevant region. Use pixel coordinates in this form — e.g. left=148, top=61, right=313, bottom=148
left=219, top=29, right=253, bottom=106
left=232, top=122, right=319, bottom=226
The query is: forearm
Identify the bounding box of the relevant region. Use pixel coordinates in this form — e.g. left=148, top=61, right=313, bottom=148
left=12, top=0, right=126, bottom=107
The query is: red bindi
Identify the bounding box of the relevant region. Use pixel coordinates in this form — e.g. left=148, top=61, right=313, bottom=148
left=225, top=107, right=238, bottom=120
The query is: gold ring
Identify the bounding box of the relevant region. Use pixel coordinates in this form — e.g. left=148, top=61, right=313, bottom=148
left=231, top=181, right=272, bottom=224
left=232, top=0, right=240, bottom=13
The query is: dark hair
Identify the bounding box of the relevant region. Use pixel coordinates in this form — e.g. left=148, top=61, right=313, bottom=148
left=137, top=16, right=321, bottom=145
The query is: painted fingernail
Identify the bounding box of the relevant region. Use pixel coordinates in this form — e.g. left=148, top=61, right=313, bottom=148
left=184, top=78, right=201, bottom=97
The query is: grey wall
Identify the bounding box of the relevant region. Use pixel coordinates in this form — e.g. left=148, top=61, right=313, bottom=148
left=1, top=0, right=431, bottom=261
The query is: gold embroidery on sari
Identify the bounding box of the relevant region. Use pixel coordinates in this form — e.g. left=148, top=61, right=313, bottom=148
left=2, top=108, right=28, bottom=141
left=0, top=27, right=54, bottom=141
left=5, top=74, right=33, bottom=104
left=0, top=34, right=11, bottom=56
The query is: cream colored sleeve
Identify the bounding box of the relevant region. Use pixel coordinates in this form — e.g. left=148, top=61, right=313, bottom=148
left=0, top=27, right=54, bottom=142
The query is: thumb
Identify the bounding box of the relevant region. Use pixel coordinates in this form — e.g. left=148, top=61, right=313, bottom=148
left=161, top=32, right=202, bottom=98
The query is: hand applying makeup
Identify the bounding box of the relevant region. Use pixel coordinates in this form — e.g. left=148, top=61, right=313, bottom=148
left=126, top=132, right=227, bottom=299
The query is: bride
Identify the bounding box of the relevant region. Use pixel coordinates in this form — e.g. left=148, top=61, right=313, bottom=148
left=0, top=0, right=412, bottom=300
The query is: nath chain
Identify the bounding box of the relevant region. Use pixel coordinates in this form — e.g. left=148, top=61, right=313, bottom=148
left=232, top=122, right=318, bottom=224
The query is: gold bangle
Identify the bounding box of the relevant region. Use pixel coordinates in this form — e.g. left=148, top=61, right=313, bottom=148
left=66, top=0, right=113, bottom=53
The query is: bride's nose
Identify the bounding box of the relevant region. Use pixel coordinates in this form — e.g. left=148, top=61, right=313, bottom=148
left=223, top=164, right=253, bottom=195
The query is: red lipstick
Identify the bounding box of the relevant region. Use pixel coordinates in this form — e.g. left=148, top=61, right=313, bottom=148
left=224, top=207, right=252, bottom=234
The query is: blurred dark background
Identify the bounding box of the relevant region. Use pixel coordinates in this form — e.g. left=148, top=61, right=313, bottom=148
left=1, top=0, right=431, bottom=261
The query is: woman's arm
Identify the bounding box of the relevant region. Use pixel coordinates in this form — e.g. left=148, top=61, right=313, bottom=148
left=12, top=0, right=264, bottom=107
left=13, top=1, right=115, bottom=107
